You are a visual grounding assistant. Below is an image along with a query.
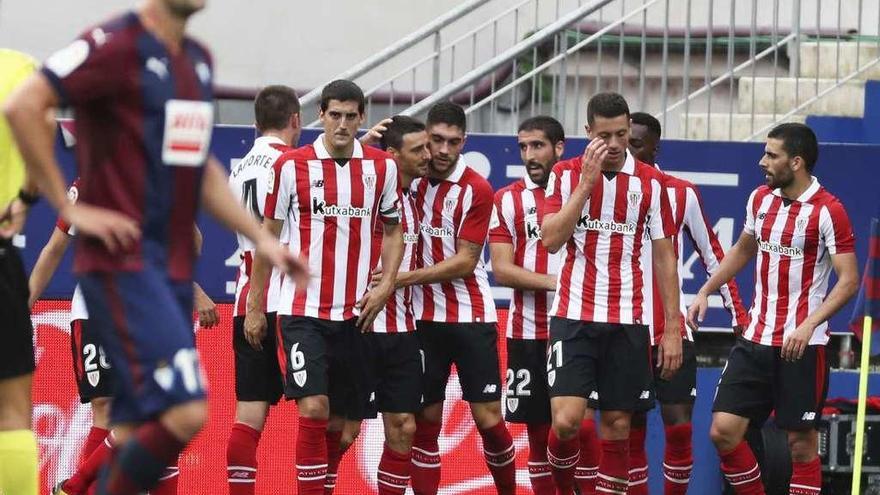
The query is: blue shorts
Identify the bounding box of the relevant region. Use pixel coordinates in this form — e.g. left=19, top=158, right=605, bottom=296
left=78, top=268, right=205, bottom=423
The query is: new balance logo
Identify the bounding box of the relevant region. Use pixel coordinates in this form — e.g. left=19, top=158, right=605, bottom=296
left=311, top=198, right=370, bottom=218
left=639, top=390, right=651, bottom=400
left=483, top=384, right=497, bottom=394
left=589, top=391, right=599, bottom=400
left=801, top=412, right=816, bottom=421
left=311, top=179, right=324, bottom=188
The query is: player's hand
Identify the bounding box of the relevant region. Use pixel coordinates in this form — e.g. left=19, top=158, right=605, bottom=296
left=194, top=284, right=219, bottom=329
left=578, top=138, right=606, bottom=190
left=686, top=291, right=709, bottom=331
left=62, top=203, right=141, bottom=253
left=657, top=325, right=683, bottom=380
left=0, top=198, right=30, bottom=239
left=733, top=325, right=744, bottom=337
left=781, top=322, right=813, bottom=361
left=359, top=118, right=393, bottom=147
left=355, top=280, right=394, bottom=332
left=244, top=309, right=268, bottom=351
left=256, top=238, right=309, bottom=287
left=369, top=267, right=384, bottom=288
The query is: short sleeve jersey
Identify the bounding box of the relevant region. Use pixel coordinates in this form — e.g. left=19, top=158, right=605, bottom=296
left=41, top=11, right=214, bottom=281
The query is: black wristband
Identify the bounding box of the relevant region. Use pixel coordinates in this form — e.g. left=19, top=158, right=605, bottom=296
left=18, top=189, right=39, bottom=206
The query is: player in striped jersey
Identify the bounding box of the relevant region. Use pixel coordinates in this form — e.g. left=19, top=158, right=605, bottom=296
left=541, top=93, right=683, bottom=495
left=626, top=112, right=748, bottom=495
left=225, top=85, right=301, bottom=494
left=393, top=102, right=516, bottom=495
left=250, top=80, right=404, bottom=495
left=688, top=123, right=859, bottom=495
left=489, top=116, right=567, bottom=495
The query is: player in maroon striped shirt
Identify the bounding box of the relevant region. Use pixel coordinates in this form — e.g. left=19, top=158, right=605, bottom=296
left=541, top=93, right=683, bottom=495
left=688, top=123, right=859, bottom=495
left=250, top=80, right=404, bottom=495
left=489, top=116, right=567, bottom=495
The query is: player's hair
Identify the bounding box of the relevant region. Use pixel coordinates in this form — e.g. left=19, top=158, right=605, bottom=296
left=630, top=111, right=662, bottom=138
left=767, top=123, right=819, bottom=172
left=426, top=101, right=467, bottom=133
left=381, top=115, right=426, bottom=151
left=518, top=116, right=565, bottom=145
left=587, top=92, right=630, bottom=125
left=320, top=79, right=365, bottom=114
left=254, top=85, right=300, bottom=133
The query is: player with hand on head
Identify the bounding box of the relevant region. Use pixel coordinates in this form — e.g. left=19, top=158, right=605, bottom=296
left=687, top=123, right=859, bottom=495
left=248, top=80, right=404, bottom=495
left=3, top=1, right=307, bottom=493
left=541, top=92, right=682, bottom=495
left=625, top=112, right=748, bottom=495
left=488, top=116, right=567, bottom=495
left=225, top=85, right=301, bottom=493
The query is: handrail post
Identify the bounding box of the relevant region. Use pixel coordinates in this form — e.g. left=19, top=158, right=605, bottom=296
left=433, top=32, right=442, bottom=92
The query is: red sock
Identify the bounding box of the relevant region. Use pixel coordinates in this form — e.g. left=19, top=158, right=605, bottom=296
left=324, top=430, right=342, bottom=495
left=575, top=419, right=599, bottom=495
left=596, top=439, right=629, bottom=494
left=719, top=440, right=765, bottom=495
left=297, top=417, right=329, bottom=495
left=547, top=428, right=579, bottom=495
left=80, top=427, right=109, bottom=467
left=526, top=423, right=554, bottom=495
left=789, top=457, right=821, bottom=495
left=64, top=430, right=116, bottom=494
left=478, top=421, right=516, bottom=495
left=151, top=464, right=179, bottom=495
left=627, top=427, right=648, bottom=495
left=227, top=422, right=261, bottom=494
left=377, top=443, right=412, bottom=495
left=663, top=423, right=693, bottom=495
left=410, top=420, right=441, bottom=495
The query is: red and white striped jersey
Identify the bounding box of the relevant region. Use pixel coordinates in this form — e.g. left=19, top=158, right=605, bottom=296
left=741, top=179, right=854, bottom=346
left=372, top=189, right=421, bottom=333
left=546, top=153, right=675, bottom=324
left=265, top=135, right=401, bottom=321
left=640, top=172, right=749, bottom=344
left=411, top=157, right=497, bottom=323
left=57, top=179, right=89, bottom=321
left=489, top=176, right=561, bottom=339
left=228, top=136, right=291, bottom=317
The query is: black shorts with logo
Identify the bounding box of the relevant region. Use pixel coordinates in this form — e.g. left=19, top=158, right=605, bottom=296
left=504, top=338, right=551, bottom=424
left=653, top=340, right=698, bottom=405
left=232, top=313, right=283, bottom=404
left=0, top=238, right=35, bottom=380
left=547, top=318, right=654, bottom=412
left=70, top=319, right=114, bottom=403
left=278, top=315, right=373, bottom=419
left=363, top=331, right=423, bottom=416
left=713, top=337, right=829, bottom=430
left=416, top=321, right=502, bottom=404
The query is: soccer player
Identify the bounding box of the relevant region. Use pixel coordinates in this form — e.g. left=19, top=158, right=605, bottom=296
left=248, top=79, right=404, bottom=495
left=3, top=1, right=306, bottom=493
left=626, top=112, right=748, bottom=495
left=541, top=92, right=683, bottom=495
left=0, top=47, right=39, bottom=495
left=488, top=116, right=565, bottom=495
left=225, top=85, right=301, bottom=493
left=394, top=102, right=516, bottom=495
left=688, top=123, right=859, bottom=495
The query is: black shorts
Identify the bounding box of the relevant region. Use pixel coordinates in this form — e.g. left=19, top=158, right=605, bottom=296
left=278, top=315, right=373, bottom=419
left=232, top=313, right=283, bottom=404
left=653, top=340, right=697, bottom=405
left=713, top=338, right=830, bottom=430
left=416, top=321, right=502, bottom=404
left=0, top=238, right=34, bottom=380
left=504, top=338, right=551, bottom=424
left=70, top=319, right=114, bottom=403
left=363, top=331, right=423, bottom=416
left=547, top=318, right=654, bottom=412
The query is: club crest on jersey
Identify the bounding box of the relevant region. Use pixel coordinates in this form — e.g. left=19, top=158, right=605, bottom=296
left=87, top=371, right=100, bottom=388
left=547, top=370, right=556, bottom=387
left=444, top=198, right=457, bottom=213
left=627, top=191, right=642, bottom=208
left=362, top=174, right=376, bottom=189
left=67, top=185, right=79, bottom=203
left=506, top=398, right=519, bottom=413
left=293, top=370, right=307, bottom=388
left=795, top=217, right=808, bottom=233
left=266, top=167, right=276, bottom=193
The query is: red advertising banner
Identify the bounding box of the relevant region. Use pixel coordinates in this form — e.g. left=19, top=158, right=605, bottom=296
left=32, top=300, right=529, bottom=494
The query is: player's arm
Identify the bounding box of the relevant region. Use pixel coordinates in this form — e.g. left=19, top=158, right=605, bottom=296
left=244, top=218, right=284, bottom=350
left=27, top=226, right=71, bottom=307
left=189, top=224, right=218, bottom=328
left=357, top=221, right=404, bottom=330
left=541, top=139, right=606, bottom=253
left=687, top=231, right=758, bottom=330
left=397, top=238, right=483, bottom=288
left=490, top=242, right=556, bottom=291
left=653, top=236, right=683, bottom=379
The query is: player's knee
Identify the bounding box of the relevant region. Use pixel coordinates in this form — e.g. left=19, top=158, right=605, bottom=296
left=787, top=429, right=818, bottom=462
left=600, top=412, right=631, bottom=440
left=235, top=401, right=270, bottom=431
left=297, top=396, right=330, bottom=420
left=340, top=423, right=361, bottom=451
left=417, top=402, right=444, bottom=424
left=90, top=396, right=112, bottom=429
left=470, top=401, right=502, bottom=430
left=163, top=400, right=208, bottom=440
left=551, top=410, right=581, bottom=440
left=709, top=420, right=739, bottom=451
left=660, top=404, right=692, bottom=426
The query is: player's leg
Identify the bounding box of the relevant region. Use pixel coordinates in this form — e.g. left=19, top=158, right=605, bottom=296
left=655, top=340, right=698, bottom=495
left=575, top=408, right=600, bottom=495
left=453, top=323, right=515, bottom=495
left=411, top=321, right=452, bottom=495
left=628, top=410, right=650, bottom=495
left=0, top=238, right=38, bottom=495
left=323, top=417, right=361, bottom=495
